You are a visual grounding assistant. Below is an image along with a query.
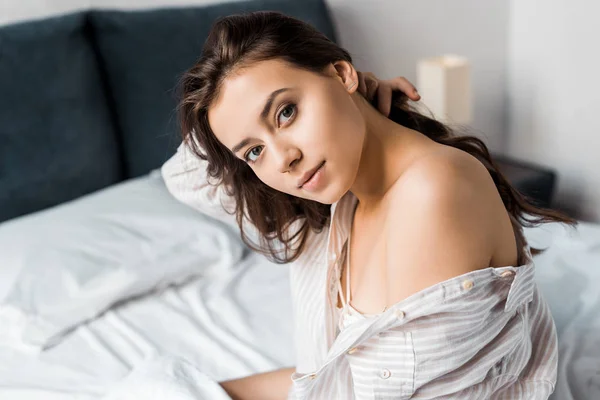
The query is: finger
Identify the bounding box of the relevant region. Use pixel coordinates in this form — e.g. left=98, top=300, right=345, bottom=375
left=385, top=76, right=420, bottom=101
left=363, top=71, right=377, bottom=82
left=357, top=72, right=368, bottom=97
left=377, top=84, right=393, bottom=116
left=366, top=79, right=378, bottom=102
left=355, top=70, right=363, bottom=89
left=361, top=72, right=378, bottom=101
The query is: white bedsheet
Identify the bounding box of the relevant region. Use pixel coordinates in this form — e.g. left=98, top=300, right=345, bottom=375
left=102, top=353, right=234, bottom=399
left=526, top=221, right=600, bottom=400
left=1, top=220, right=599, bottom=400
left=0, top=251, right=295, bottom=399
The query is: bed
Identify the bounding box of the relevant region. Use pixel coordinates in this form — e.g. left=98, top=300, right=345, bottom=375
left=1, top=0, right=599, bottom=399
left=0, top=171, right=296, bottom=399
left=0, top=169, right=598, bottom=399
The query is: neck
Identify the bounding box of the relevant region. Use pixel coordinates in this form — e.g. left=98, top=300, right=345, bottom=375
left=348, top=96, right=433, bottom=213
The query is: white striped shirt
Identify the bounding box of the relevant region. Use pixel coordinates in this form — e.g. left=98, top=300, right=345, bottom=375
left=161, top=142, right=558, bottom=399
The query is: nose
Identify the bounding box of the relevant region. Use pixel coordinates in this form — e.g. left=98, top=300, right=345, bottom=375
left=274, top=143, right=301, bottom=174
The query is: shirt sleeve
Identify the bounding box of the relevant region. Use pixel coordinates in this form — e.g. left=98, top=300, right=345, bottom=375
left=161, top=139, right=309, bottom=259
left=161, top=140, right=258, bottom=242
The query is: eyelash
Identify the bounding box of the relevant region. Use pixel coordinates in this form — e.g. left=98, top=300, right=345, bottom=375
left=243, top=103, right=297, bottom=164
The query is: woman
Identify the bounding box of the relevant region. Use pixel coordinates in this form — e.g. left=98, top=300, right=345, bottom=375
left=162, top=11, right=577, bottom=400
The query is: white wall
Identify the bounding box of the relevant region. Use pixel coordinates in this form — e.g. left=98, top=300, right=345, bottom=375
left=0, top=0, right=247, bottom=25
left=0, top=0, right=88, bottom=25
left=327, top=0, right=509, bottom=153
left=507, top=0, right=600, bottom=222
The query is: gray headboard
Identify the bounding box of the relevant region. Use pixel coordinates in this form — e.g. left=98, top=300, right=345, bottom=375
left=0, top=0, right=338, bottom=223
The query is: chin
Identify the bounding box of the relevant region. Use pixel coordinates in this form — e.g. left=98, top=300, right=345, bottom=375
left=315, top=187, right=347, bottom=205
left=294, top=175, right=348, bottom=204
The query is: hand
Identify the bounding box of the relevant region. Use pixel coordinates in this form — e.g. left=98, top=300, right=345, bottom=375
left=356, top=71, right=421, bottom=116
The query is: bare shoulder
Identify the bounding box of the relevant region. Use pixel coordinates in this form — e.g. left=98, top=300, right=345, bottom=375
left=382, top=146, right=508, bottom=303
left=389, top=145, right=494, bottom=201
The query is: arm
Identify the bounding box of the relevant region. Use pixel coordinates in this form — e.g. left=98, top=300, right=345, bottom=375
left=356, top=71, right=420, bottom=115
left=161, top=139, right=260, bottom=241
left=218, top=367, right=296, bottom=400
left=163, top=146, right=296, bottom=397
left=162, top=144, right=295, bottom=398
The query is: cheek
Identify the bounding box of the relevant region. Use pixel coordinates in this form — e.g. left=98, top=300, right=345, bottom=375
left=255, top=170, right=288, bottom=193
left=301, top=90, right=358, bottom=146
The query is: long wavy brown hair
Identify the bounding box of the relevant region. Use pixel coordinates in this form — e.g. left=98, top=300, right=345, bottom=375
left=177, top=11, right=577, bottom=264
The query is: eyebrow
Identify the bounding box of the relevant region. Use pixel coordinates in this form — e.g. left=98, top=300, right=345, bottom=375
left=231, top=87, right=290, bottom=155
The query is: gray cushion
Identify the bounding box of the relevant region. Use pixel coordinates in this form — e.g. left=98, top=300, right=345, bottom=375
left=89, top=0, right=337, bottom=178
left=0, top=12, right=123, bottom=223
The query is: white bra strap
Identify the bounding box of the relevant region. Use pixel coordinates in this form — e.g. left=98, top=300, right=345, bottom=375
left=336, top=262, right=346, bottom=308
left=338, top=201, right=358, bottom=311
left=335, top=238, right=352, bottom=310
left=346, top=227, right=351, bottom=306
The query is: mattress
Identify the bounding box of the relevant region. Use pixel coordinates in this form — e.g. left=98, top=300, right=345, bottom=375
left=1, top=177, right=599, bottom=399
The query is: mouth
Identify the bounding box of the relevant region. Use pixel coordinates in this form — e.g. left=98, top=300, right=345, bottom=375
left=298, top=161, right=326, bottom=189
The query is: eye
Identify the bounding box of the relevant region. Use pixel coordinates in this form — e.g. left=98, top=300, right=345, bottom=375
left=244, top=145, right=263, bottom=164
left=277, top=103, right=296, bottom=126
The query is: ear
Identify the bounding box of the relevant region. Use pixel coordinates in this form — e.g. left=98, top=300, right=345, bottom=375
left=329, top=60, right=359, bottom=93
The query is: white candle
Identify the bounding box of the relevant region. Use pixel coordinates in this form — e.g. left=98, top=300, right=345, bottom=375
left=416, top=54, right=472, bottom=125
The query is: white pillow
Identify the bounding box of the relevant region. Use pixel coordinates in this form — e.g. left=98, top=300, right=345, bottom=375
left=0, top=170, right=245, bottom=352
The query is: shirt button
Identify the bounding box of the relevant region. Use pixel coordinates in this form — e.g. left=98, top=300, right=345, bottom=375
left=329, top=252, right=337, bottom=261
left=347, top=347, right=359, bottom=355
left=500, top=270, right=515, bottom=278
left=394, top=309, right=405, bottom=319
left=379, top=368, right=391, bottom=379
left=462, top=279, right=474, bottom=290
left=309, top=373, right=317, bottom=380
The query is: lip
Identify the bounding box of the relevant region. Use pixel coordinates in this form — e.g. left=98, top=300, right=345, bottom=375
left=297, top=161, right=325, bottom=188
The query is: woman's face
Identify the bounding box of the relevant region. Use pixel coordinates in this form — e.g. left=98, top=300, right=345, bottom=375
left=207, top=58, right=365, bottom=205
